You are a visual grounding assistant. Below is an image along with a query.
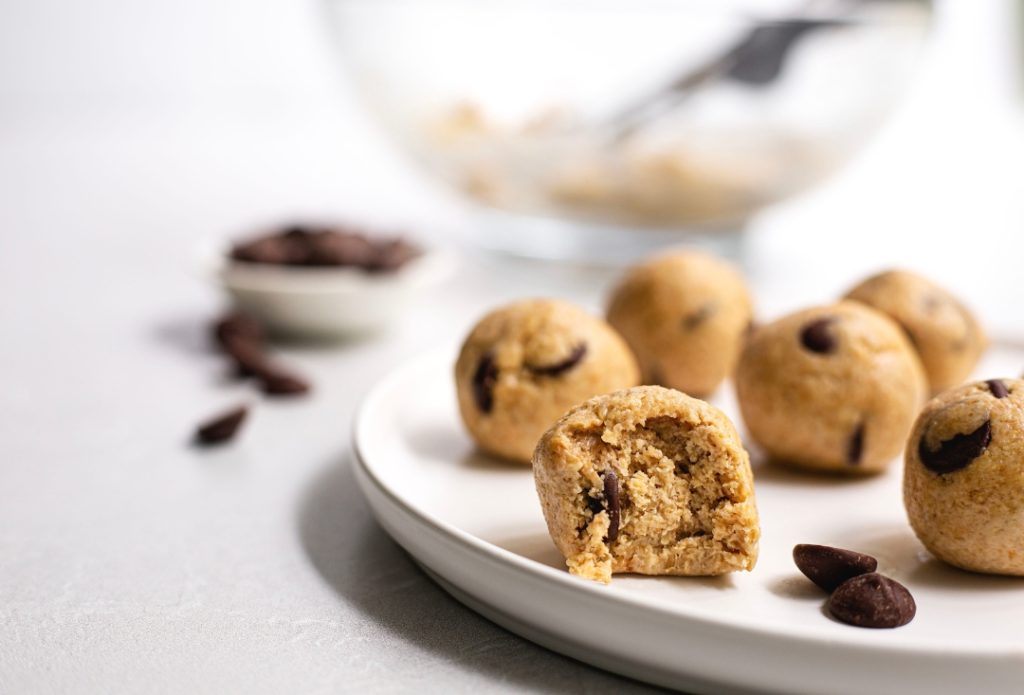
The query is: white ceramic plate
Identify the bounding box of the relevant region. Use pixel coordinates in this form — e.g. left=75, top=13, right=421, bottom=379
left=353, top=347, right=1024, bottom=695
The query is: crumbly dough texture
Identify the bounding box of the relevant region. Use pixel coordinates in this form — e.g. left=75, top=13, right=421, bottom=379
left=606, top=251, right=753, bottom=397
left=736, top=302, right=926, bottom=474
left=844, top=270, right=987, bottom=394
left=904, top=379, right=1024, bottom=575
left=455, top=299, right=640, bottom=463
left=533, top=386, right=759, bottom=583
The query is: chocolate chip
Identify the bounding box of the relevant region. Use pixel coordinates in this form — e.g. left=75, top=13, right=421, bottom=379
left=828, top=573, right=916, bottom=628
left=260, top=369, right=311, bottom=396
left=918, top=419, right=991, bottom=475
left=213, top=312, right=264, bottom=350
left=847, top=423, right=865, bottom=466
left=223, top=339, right=274, bottom=379
left=585, top=493, right=603, bottom=516
left=793, top=544, right=878, bottom=592
left=528, top=344, right=587, bottom=377
left=682, top=304, right=715, bottom=331
left=472, top=352, right=498, bottom=413
left=231, top=224, right=420, bottom=272
left=365, top=239, right=421, bottom=273
left=987, top=379, right=1009, bottom=399
left=603, top=470, right=620, bottom=542
left=800, top=317, right=836, bottom=354
left=195, top=404, right=248, bottom=445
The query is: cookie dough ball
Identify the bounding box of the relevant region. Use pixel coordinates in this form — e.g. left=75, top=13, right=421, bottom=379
left=736, top=302, right=926, bottom=474
left=904, top=379, right=1024, bottom=575
left=533, top=385, right=760, bottom=584
left=606, top=250, right=753, bottom=397
left=455, top=299, right=640, bottom=463
left=844, top=270, right=987, bottom=394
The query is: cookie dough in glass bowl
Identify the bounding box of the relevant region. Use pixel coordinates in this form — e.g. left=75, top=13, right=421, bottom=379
left=323, top=0, right=931, bottom=262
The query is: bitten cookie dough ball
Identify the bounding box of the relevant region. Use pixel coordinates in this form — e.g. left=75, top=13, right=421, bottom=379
left=533, top=386, right=759, bottom=583
left=606, top=250, right=753, bottom=397
left=844, top=270, right=987, bottom=394
left=736, top=302, right=926, bottom=474
left=904, top=379, right=1024, bottom=575
left=455, top=299, right=640, bottom=463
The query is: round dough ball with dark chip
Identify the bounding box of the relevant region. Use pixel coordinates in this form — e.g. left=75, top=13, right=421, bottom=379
left=844, top=269, right=987, bottom=394
left=455, top=299, right=640, bottom=463
left=606, top=250, right=753, bottom=397
left=735, top=302, right=927, bottom=474
left=533, top=385, right=759, bottom=583
left=904, top=378, right=1024, bottom=575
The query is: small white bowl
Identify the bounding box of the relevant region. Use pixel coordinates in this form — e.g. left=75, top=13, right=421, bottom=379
left=197, top=240, right=456, bottom=339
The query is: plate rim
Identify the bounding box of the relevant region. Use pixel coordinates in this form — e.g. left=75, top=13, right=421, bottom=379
left=353, top=348, right=1024, bottom=667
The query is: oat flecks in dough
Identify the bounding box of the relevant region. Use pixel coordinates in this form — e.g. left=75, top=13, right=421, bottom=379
left=533, top=386, right=760, bottom=584
left=607, top=250, right=753, bottom=397
left=735, top=301, right=927, bottom=475
left=455, top=299, right=640, bottom=463
left=844, top=269, right=987, bottom=394
left=904, top=379, right=1024, bottom=576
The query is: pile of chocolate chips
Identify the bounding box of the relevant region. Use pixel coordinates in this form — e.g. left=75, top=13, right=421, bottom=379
left=793, top=543, right=916, bottom=628
left=193, top=312, right=311, bottom=446
left=231, top=225, right=420, bottom=272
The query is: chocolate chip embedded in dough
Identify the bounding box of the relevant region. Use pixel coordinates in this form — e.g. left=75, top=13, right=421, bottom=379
left=800, top=318, right=836, bottom=354
left=682, top=304, right=715, bottom=331
left=847, top=423, right=865, bottom=465
left=986, top=379, right=1009, bottom=399
left=918, top=420, right=991, bottom=475
left=603, top=470, right=620, bottom=542
left=472, top=352, right=498, bottom=413
left=528, top=344, right=587, bottom=377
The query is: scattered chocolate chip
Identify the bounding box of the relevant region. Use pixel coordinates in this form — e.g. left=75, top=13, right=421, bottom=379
left=987, top=379, right=1009, bottom=399
left=847, top=423, right=865, bottom=466
left=213, top=312, right=264, bottom=350
left=195, top=404, right=248, bottom=445
left=828, top=573, right=916, bottom=628
left=918, top=419, right=991, bottom=475
left=472, top=352, right=498, bottom=414
left=800, top=317, right=836, bottom=354
left=223, top=339, right=274, bottom=379
left=682, top=304, right=715, bottom=331
left=793, top=544, right=878, bottom=592
left=230, top=224, right=420, bottom=272
left=603, top=470, right=620, bottom=542
left=585, top=493, right=604, bottom=516
left=261, top=370, right=311, bottom=396
left=528, top=344, right=588, bottom=377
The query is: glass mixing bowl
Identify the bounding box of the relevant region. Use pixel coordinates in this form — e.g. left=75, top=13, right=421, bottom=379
left=323, top=0, right=932, bottom=262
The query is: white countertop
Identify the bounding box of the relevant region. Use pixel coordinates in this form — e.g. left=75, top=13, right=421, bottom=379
left=2, top=1, right=1023, bottom=693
